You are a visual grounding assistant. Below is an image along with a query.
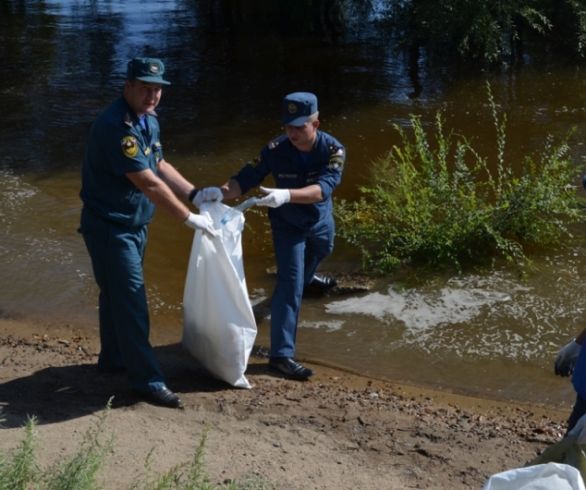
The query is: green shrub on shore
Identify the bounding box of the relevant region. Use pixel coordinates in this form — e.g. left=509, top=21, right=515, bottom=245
left=335, top=83, right=582, bottom=274
left=0, top=405, right=272, bottom=490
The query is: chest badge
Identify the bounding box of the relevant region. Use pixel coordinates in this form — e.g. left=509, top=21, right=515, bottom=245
left=121, top=136, right=138, bottom=158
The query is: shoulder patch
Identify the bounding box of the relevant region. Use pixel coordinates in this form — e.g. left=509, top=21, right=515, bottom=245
left=328, top=144, right=345, bottom=170
left=121, top=136, right=139, bottom=158
left=328, top=145, right=346, bottom=170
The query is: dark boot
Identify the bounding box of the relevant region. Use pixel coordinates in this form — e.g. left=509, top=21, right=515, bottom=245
left=304, top=274, right=337, bottom=296
left=268, top=357, right=313, bottom=380
left=138, top=386, right=184, bottom=409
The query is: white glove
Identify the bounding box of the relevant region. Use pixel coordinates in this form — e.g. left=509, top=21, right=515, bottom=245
left=192, top=187, right=223, bottom=209
left=184, top=213, right=217, bottom=236
left=257, top=186, right=291, bottom=208
left=554, top=339, right=581, bottom=377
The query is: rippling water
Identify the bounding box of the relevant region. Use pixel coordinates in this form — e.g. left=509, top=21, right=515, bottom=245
left=1, top=0, right=586, bottom=409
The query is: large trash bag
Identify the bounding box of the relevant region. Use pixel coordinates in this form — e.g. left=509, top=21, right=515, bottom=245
left=182, top=201, right=257, bottom=388
left=483, top=462, right=586, bottom=490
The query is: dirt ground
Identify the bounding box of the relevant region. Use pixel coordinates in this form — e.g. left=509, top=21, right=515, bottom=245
left=0, top=317, right=570, bottom=489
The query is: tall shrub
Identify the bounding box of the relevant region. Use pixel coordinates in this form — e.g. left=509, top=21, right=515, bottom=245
left=335, top=83, right=582, bottom=273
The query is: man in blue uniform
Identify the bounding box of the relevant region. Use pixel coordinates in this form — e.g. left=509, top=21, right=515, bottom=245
left=213, top=92, right=345, bottom=380
left=554, top=175, right=586, bottom=431
left=79, top=57, right=222, bottom=408
left=555, top=330, right=586, bottom=432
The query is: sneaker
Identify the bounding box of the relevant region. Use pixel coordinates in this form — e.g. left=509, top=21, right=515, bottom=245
left=269, top=357, right=313, bottom=380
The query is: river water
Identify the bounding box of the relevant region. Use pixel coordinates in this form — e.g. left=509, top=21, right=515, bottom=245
left=2, top=0, right=586, bottom=409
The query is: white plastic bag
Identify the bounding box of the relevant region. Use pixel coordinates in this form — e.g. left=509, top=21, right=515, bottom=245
left=483, top=462, right=586, bottom=490
left=182, top=201, right=257, bottom=388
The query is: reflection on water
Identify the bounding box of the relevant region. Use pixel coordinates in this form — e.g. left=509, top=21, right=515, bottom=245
left=1, top=0, right=585, bottom=409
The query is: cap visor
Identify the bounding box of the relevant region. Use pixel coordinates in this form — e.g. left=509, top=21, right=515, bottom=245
left=136, top=76, right=171, bottom=86
left=283, top=115, right=311, bottom=126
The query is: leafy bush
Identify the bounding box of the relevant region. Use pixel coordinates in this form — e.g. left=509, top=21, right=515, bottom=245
left=335, top=83, right=582, bottom=274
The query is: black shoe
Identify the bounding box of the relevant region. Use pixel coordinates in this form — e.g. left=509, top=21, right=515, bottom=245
left=304, top=274, right=337, bottom=296
left=141, top=387, right=184, bottom=409
left=269, top=357, right=313, bottom=380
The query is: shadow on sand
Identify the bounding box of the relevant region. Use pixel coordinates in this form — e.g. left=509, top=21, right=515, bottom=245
left=0, top=343, right=261, bottom=429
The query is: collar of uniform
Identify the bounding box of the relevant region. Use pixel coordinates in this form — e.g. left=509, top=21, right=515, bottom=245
left=123, top=110, right=158, bottom=127
left=288, top=129, right=320, bottom=153
left=121, top=99, right=158, bottom=127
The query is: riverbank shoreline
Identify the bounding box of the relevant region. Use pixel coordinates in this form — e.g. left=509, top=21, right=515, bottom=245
left=0, top=316, right=570, bottom=489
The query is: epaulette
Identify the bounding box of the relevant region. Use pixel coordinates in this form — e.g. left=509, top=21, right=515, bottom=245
left=123, top=112, right=133, bottom=127
left=328, top=144, right=345, bottom=157
left=268, top=134, right=287, bottom=150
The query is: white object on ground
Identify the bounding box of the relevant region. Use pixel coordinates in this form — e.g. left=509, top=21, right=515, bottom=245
left=483, top=462, right=586, bottom=490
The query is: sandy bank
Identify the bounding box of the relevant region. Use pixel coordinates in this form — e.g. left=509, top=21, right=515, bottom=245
left=0, top=317, right=569, bottom=489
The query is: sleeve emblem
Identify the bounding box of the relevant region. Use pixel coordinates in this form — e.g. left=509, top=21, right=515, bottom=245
left=328, top=146, right=345, bottom=170
left=121, top=136, right=139, bottom=158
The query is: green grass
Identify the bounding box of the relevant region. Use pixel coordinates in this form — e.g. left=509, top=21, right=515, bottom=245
left=0, top=401, right=273, bottom=490
left=335, top=82, right=582, bottom=274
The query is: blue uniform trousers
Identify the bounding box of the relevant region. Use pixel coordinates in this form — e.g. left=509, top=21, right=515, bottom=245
left=270, top=215, right=335, bottom=358
left=80, top=208, right=166, bottom=393
left=567, top=394, right=586, bottom=434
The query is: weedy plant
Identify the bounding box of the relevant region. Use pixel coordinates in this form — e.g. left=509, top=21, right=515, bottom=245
left=335, top=82, right=582, bottom=274
left=43, top=405, right=114, bottom=490
left=130, top=429, right=273, bottom=490
left=0, top=417, right=39, bottom=490
left=0, top=402, right=114, bottom=490
left=0, top=402, right=273, bottom=490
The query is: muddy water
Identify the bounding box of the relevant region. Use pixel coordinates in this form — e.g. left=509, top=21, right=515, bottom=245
left=2, top=0, right=586, bottom=409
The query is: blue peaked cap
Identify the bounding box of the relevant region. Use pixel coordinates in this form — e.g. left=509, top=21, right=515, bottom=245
left=281, top=92, right=318, bottom=126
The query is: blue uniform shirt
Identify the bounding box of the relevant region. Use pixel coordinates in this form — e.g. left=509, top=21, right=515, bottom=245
left=573, top=346, right=586, bottom=399
left=233, top=130, right=345, bottom=229
left=80, top=97, right=164, bottom=227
